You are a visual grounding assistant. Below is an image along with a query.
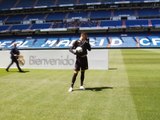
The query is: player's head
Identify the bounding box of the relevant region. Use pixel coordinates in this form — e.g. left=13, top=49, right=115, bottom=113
left=13, top=43, right=17, bottom=47
left=80, top=32, right=88, bottom=41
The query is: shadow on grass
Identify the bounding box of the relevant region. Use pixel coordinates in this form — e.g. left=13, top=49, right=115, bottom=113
left=108, top=68, right=117, bottom=71
left=5, top=70, right=30, bottom=73
left=19, top=70, right=30, bottom=73
left=85, top=86, right=113, bottom=92
left=74, top=86, right=113, bottom=92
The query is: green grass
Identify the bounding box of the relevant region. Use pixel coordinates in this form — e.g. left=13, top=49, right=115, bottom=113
left=0, top=49, right=160, bottom=120
left=122, top=49, right=160, bottom=120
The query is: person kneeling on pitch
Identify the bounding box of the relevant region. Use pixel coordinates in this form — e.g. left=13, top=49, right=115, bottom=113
left=68, top=32, right=91, bottom=92
left=6, top=43, right=24, bottom=72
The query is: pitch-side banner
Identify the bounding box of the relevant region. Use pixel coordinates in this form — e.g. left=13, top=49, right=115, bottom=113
left=0, top=49, right=108, bottom=70
left=1, top=36, right=160, bottom=49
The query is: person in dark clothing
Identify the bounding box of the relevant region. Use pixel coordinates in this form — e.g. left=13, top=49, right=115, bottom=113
left=6, top=43, right=24, bottom=72
left=69, top=32, right=91, bottom=92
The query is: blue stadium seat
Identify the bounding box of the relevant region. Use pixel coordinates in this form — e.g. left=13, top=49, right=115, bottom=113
left=21, top=38, right=35, bottom=48
left=114, top=9, right=135, bottom=16
left=137, top=8, right=159, bottom=17
left=0, top=25, right=10, bottom=32
left=80, top=21, right=98, bottom=27
left=46, top=12, right=66, bottom=21
left=126, top=19, right=149, bottom=27
left=0, top=0, right=158, bottom=10
left=7, top=15, right=26, bottom=22
left=25, top=14, right=46, bottom=20
left=90, top=10, right=111, bottom=19
left=65, top=22, right=76, bottom=28
left=0, top=39, right=14, bottom=48
left=100, top=20, right=122, bottom=28
left=10, top=24, right=30, bottom=31
left=79, top=0, right=101, bottom=4
left=53, top=22, right=65, bottom=28
left=33, top=38, right=47, bottom=48
left=57, top=0, right=77, bottom=5
left=147, top=36, right=160, bottom=47
left=121, top=37, right=137, bottom=47
left=41, top=38, right=58, bottom=48
left=0, top=16, right=7, bottom=21
left=35, top=0, right=55, bottom=7
left=151, top=19, right=160, bottom=27
left=67, top=12, right=88, bottom=19
left=16, top=0, right=35, bottom=8
left=57, top=37, right=71, bottom=48
left=0, top=0, right=17, bottom=10
left=31, top=23, right=52, bottom=30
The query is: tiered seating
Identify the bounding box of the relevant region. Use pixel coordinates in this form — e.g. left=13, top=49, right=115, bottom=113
left=79, top=0, right=101, bottom=4
left=0, top=0, right=16, bottom=10
left=16, top=0, right=35, bottom=8
left=25, top=14, right=46, bottom=20
left=52, top=22, right=65, bottom=28
left=100, top=20, right=122, bottom=28
left=0, top=0, right=159, bottom=11
left=33, top=38, right=47, bottom=48
left=31, top=23, right=52, bottom=30
left=68, top=12, right=88, bottom=19
left=151, top=19, right=160, bottom=27
left=46, top=12, right=66, bottom=21
left=35, top=0, right=55, bottom=7
left=137, top=8, right=159, bottom=17
left=0, top=16, right=7, bottom=21
left=7, top=15, right=26, bottom=22
left=22, top=38, right=35, bottom=48
left=114, top=9, right=135, bottom=16
left=80, top=21, right=98, bottom=27
left=64, top=22, right=76, bottom=28
left=0, top=0, right=159, bottom=32
left=1, top=34, right=160, bottom=49
left=57, top=0, right=77, bottom=5
left=90, top=10, right=111, bottom=19
left=121, top=37, right=137, bottom=47
left=125, top=19, right=148, bottom=27
left=0, top=25, right=10, bottom=31
left=10, top=24, right=30, bottom=31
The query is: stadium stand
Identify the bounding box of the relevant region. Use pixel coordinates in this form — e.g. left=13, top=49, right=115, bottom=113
left=0, top=0, right=160, bottom=49
left=100, top=20, right=123, bottom=28
left=15, top=0, right=35, bottom=8
left=125, top=19, right=149, bottom=27
left=31, top=23, right=52, bottom=30
left=0, top=0, right=16, bottom=10
left=35, top=0, right=55, bottom=7
left=57, top=0, right=77, bottom=5
left=10, top=24, right=30, bottom=31
left=46, top=12, right=67, bottom=21
left=25, top=14, right=46, bottom=21
left=0, top=25, right=10, bottom=32
left=90, top=10, right=112, bottom=19
left=151, top=19, right=160, bottom=27
left=7, top=15, right=26, bottom=23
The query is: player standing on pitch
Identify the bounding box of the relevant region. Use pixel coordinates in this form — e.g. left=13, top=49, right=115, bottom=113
left=6, top=43, right=24, bottom=72
left=68, top=32, right=91, bottom=92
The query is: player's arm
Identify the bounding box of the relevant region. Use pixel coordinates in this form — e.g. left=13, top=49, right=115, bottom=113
left=86, top=38, right=91, bottom=51
left=69, top=41, right=77, bottom=55
left=10, top=49, right=15, bottom=56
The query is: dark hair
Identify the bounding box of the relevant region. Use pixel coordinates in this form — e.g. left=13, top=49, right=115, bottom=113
left=81, top=32, right=87, bottom=36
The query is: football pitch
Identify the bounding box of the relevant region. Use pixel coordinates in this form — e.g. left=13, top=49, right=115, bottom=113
left=0, top=49, right=160, bottom=120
